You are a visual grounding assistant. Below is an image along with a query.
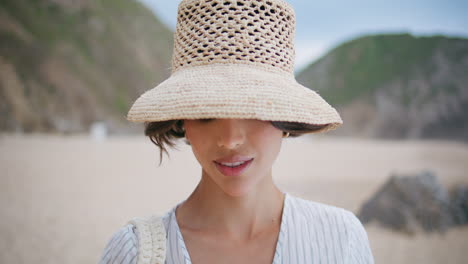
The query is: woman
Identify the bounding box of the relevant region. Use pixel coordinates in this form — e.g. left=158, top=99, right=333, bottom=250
left=99, top=0, right=374, bottom=263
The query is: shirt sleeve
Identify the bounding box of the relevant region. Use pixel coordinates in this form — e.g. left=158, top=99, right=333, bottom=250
left=345, top=211, right=375, bottom=264
left=98, top=224, right=138, bottom=264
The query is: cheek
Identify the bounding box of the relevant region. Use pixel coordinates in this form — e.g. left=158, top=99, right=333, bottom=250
left=257, top=124, right=283, bottom=144
left=185, top=124, right=203, bottom=145
left=186, top=132, right=214, bottom=167
left=251, top=128, right=283, bottom=164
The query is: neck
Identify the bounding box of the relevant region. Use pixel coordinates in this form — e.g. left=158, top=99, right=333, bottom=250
left=176, top=169, right=285, bottom=241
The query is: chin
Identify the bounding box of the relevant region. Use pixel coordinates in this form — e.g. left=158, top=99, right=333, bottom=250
left=205, top=167, right=265, bottom=197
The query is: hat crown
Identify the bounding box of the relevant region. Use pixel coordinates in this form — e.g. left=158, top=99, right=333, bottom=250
left=172, top=0, right=296, bottom=74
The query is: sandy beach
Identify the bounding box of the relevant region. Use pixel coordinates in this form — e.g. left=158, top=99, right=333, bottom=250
left=0, top=134, right=467, bottom=263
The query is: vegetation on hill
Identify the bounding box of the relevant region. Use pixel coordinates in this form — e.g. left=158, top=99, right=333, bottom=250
left=296, top=34, right=468, bottom=141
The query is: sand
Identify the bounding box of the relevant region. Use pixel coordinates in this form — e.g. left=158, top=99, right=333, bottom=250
left=0, top=134, right=467, bottom=263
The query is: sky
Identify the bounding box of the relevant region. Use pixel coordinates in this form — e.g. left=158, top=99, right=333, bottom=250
left=137, top=0, right=468, bottom=71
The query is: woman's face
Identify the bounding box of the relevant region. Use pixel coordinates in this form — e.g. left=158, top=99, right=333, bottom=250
left=183, top=118, right=284, bottom=197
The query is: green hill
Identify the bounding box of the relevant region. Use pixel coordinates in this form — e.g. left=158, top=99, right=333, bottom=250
left=0, top=0, right=173, bottom=133
left=297, top=33, right=468, bottom=141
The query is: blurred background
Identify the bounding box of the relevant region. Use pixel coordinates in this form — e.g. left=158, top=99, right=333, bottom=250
left=0, top=0, right=467, bottom=263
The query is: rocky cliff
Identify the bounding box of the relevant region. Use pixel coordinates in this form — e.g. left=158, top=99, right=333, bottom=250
left=0, top=0, right=173, bottom=133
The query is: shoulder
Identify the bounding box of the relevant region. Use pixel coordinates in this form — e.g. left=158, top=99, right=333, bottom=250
left=286, top=194, right=374, bottom=263
left=287, top=194, right=357, bottom=226
left=287, top=194, right=368, bottom=239
left=98, top=224, right=138, bottom=264
left=98, top=213, right=170, bottom=264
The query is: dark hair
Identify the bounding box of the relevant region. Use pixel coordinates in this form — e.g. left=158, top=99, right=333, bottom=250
left=145, top=119, right=329, bottom=166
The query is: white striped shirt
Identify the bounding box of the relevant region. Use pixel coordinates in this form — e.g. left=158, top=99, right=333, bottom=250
left=99, top=193, right=374, bottom=263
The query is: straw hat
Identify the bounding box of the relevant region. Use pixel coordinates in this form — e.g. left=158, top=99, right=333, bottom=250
left=127, top=0, right=343, bottom=133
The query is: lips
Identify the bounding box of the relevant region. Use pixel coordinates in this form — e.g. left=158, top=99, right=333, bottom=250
left=214, top=155, right=253, bottom=164
left=213, top=155, right=254, bottom=177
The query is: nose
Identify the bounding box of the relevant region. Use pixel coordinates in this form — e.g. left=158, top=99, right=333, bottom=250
left=216, top=119, right=246, bottom=149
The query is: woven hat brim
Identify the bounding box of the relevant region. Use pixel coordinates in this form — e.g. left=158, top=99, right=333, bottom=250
left=127, top=64, right=343, bottom=133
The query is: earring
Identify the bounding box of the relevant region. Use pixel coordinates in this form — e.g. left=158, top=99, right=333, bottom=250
left=283, top=132, right=290, bottom=138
